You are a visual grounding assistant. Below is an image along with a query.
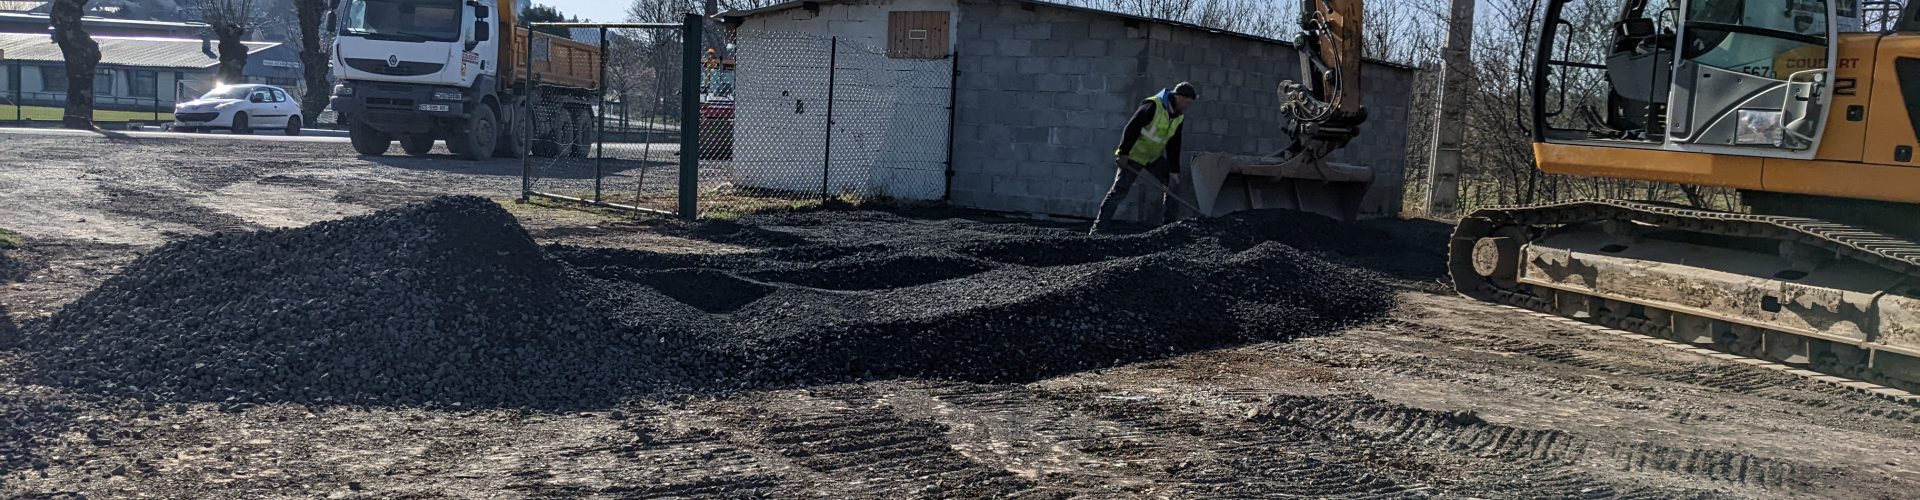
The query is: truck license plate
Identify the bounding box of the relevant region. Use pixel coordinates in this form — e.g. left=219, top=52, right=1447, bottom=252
left=418, top=104, right=451, bottom=112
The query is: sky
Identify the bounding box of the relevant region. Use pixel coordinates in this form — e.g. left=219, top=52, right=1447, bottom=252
left=532, top=0, right=633, bottom=24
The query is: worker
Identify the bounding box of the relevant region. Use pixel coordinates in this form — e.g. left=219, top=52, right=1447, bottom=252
left=1091, top=82, right=1196, bottom=235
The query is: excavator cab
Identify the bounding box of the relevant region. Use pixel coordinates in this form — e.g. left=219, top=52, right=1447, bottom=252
left=1541, top=0, right=1843, bottom=156
left=1454, top=0, right=1920, bottom=396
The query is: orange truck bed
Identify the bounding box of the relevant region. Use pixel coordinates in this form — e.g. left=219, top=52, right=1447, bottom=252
left=508, top=27, right=600, bottom=90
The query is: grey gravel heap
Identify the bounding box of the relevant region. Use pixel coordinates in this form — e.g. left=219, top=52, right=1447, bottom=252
left=24, top=197, right=1403, bottom=407
left=23, top=196, right=673, bottom=409
left=558, top=209, right=1399, bottom=387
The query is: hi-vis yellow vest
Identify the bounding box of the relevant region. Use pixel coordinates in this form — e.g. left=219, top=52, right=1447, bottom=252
left=1117, top=94, right=1184, bottom=165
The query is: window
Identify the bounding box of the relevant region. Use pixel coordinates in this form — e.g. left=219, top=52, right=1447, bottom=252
left=271, top=88, right=288, bottom=102
left=339, top=0, right=463, bottom=43
left=131, top=70, right=157, bottom=98
left=94, top=69, right=113, bottom=96
left=39, top=67, right=65, bottom=92
left=887, top=11, right=950, bottom=59
left=1684, top=0, right=1830, bottom=78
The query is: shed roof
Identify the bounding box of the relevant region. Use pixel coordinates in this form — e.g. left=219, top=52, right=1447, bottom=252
left=717, top=0, right=1416, bottom=70
left=0, top=32, right=276, bottom=70
left=0, top=12, right=213, bottom=31
left=0, top=0, right=48, bottom=13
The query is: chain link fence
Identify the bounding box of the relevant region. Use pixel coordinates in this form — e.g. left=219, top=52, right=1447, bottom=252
left=523, top=21, right=690, bottom=216
left=522, top=20, right=955, bottom=218
left=698, top=30, right=953, bottom=215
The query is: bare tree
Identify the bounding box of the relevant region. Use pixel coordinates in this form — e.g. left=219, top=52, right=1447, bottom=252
left=294, top=0, right=333, bottom=122
left=51, top=0, right=102, bottom=129
left=197, top=0, right=257, bottom=85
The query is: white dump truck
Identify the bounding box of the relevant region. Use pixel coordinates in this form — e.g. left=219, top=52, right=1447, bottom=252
left=329, top=0, right=601, bottom=159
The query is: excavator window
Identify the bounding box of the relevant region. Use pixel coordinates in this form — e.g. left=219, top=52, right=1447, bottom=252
left=1540, top=0, right=1845, bottom=154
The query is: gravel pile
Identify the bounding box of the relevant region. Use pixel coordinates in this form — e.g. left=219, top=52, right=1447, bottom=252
left=559, top=209, right=1398, bottom=385
left=23, top=198, right=1402, bottom=406
left=21, top=196, right=679, bottom=409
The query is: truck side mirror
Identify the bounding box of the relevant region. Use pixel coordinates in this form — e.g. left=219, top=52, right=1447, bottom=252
left=474, top=22, right=491, bottom=42
left=475, top=6, right=489, bottom=19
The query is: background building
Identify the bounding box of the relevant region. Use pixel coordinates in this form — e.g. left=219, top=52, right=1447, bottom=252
left=0, top=32, right=303, bottom=114
left=719, top=0, right=1415, bottom=218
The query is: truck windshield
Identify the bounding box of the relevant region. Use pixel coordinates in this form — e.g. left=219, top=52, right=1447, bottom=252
left=339, top=0, right=462, bottom=42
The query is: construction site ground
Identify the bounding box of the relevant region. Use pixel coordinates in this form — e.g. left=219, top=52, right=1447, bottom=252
left=1, top=129, right=1917, bottom=499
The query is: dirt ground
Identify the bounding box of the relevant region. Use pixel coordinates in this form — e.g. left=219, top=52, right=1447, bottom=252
left=1, top=129, right=1917, bottom=499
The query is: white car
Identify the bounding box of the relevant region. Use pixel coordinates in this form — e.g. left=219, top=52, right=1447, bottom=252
left=172, top=84, right=303, bottom=135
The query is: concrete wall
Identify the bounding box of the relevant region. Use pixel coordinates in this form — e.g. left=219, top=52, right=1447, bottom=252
left=950, top=0, right=1414, bottom=218
left=731, top=0, right=957, bottom=201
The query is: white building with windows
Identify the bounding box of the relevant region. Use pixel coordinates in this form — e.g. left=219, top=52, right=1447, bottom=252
left=0, top=32, right=305, bottom=115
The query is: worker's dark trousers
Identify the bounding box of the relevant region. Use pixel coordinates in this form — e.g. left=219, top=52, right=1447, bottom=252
left=1093, top=157, right=1176, bottom=231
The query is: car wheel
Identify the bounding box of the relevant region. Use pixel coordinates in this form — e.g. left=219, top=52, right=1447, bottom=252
left=285, top=115, right=302, bottom=136
left=454, top=107, right=497, bottom=161
left=232, top=113, right=252, bottom=135
left=401, top=134, right=435, bottom=156
left=349, top=119, right=392, bottom=156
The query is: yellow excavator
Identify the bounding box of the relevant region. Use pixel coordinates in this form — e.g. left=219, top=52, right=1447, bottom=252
left=1452, top=0, right=1920, bottom=394
left=1187, top=0, right=1374, bottom=221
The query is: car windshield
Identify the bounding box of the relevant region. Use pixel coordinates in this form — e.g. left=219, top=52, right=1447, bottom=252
left=339, top=0, right=462, bottom=42
left=200, top=86, right=253, bottom=100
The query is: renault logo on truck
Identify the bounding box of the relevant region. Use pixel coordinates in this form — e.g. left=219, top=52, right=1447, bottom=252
left=386, top=55, right=399, bottom=67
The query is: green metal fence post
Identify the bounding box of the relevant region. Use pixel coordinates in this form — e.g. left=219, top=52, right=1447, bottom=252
left=593, top=26, right=609, bottom=204
left=678, top=13, right=701, bottom=220
left=521, top=27, right=536, bottom=203
left=823, top=36, right=836, bottom=204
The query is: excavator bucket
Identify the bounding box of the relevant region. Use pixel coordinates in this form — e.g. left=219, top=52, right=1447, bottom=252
left=1188, top=152, right=1374, bottom=221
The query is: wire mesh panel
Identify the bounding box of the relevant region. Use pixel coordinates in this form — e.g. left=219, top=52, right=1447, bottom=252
left=523, top=23, right=687, bottom=215
left=521, top=21, right=955, bottom=219
left=701, top=30, right=953, bottom=215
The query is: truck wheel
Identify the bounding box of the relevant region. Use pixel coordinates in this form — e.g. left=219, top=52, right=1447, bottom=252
left=568, top=108, right=596, bottom=157
left=349, top=120, right=392, bottom=156
left=495, top=129, right=527, bottom=158
left=401, top=134, right=435, bottom=156
left=531, top=117, right=560, bottom=158
left=454, top=107, right=498, bottom=161
left=231, top=113, right=252, bottom=135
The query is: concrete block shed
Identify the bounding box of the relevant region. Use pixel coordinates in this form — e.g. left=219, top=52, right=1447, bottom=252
left=719, top=0, right=1417, bottom=218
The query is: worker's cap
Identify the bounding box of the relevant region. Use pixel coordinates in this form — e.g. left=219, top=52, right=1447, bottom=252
left=1172, top=82, right=1198, bottom=99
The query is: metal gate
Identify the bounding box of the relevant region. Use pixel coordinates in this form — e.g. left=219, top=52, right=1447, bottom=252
left=521, top=16, right=702, bottom=219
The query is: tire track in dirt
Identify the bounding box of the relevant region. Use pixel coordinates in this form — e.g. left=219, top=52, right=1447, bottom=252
left=601, top=425, right=787, bottom=498
left=911, top=382, right=1432, bottom=498
left=96, top=186, right=262, bottom=235
left=1608, top=442, right=1804, bottom=489
left=1381, top=318, right=1920, bottom=423
left=1247, top=394, right=1807, bottom=492
left=713, top=387, right=1046, bottom=499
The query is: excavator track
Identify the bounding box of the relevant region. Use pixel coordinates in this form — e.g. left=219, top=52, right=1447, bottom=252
left=1450, top=199, right=1920, bottom=400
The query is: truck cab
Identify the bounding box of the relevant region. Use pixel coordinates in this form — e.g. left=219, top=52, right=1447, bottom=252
left=329, top=0, right=597, bottom=160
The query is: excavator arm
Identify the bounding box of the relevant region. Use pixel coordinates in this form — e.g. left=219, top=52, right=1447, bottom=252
left=1290, top=0, right=1367, bottom=129
left=1187, top=0, right=1376, bottom=221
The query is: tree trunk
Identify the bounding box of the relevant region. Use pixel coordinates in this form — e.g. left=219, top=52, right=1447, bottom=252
left=50, top=0, right=100, bottom=130
left=296, top=0, right=331, bottom=123
left=214, top=23, right=249, bottom=85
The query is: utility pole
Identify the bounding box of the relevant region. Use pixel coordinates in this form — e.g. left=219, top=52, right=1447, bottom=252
left=1427, top=0, right=1474, bottom=216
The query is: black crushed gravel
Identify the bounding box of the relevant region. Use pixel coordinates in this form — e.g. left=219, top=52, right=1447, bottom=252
left=558, top=208, right=1400, bottom=386
left=20, top=197, right=683, bottom=410
left=22, top=197, right=1408, bottom=409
